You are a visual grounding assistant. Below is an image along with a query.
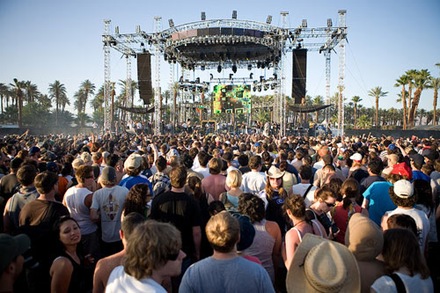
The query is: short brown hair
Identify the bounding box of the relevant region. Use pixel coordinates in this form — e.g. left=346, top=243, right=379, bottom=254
left=169, top=166, right=187, bottom=188
left=208, top=157, right=223, bottom=175
left=283, top=195, right=306, bottom=218
left=75, top=165, right=94, bottom=184
left=34, top=171, right=58, bottom=194
left=124, top=220, right=181, bottom=279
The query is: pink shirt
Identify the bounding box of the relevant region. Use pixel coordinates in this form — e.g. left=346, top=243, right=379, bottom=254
left=202, top=174, right=227, bottom=201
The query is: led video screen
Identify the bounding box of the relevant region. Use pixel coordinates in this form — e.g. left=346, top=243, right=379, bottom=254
left=213, top=84, right=251, bottom=114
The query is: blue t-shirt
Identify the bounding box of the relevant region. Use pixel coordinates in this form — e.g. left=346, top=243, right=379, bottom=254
left=362, top=181, right=396, bottom=226
left=119, top=175, right=153, bottom=194
left=412, top=170, right=431, bottom=183
left=180, top=256, right=275, bottom=293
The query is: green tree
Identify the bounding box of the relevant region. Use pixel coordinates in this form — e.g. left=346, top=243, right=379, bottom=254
left=48, top=80, right=68, bottom=127
left=394, top=75, right=410, bottom=130
left=0, top=83, right=11, bottom=113
left=368, top=86, right=388, bottom=127
left=312, top=95, right=324, bottom=123
left=408, top=69, right=431, bottom=127
left=11, top=78, right=25, bottom=128
left=22, top=102, right=51, bottom=128
left=351, top=96, right=362, bottom=128
left=23, top=81, right=40, bottom=103
left=431, top=77, right=440, bottom=125
left=79, top=80, right=96, bottom=113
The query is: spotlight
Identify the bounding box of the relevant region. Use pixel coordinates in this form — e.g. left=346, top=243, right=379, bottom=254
left=168, top=19, right=175, bottom=28
left=217, top=64, right=222, bottom=73
left=273, top=73, right=278, bottom=79
left=232, top=10, right=237, bottom=19
left=201, top=65, right=205, bottom=71
left=266, top=15, right=272, bottom=24
left=232, top=64, right=237, bottom=73
left=247, top=64, right=252, bottom=71
left=327, top=18, right=332, bottom=27
left=302, top=19, right=308, bottom=28
left=210, top=73, right=214, bottom=80
left=201, top=12, right=206, bottom=21
left=250, top=73, right=253, bottom=79
left=229, top=74, right=233, bottom=80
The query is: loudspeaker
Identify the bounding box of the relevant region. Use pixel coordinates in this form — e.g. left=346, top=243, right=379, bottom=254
left=137, top=53, right=153, bottom=105
left=292, top=49, right=307, bottom=104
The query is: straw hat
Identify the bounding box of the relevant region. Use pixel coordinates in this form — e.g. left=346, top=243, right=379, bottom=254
left=286, top=234, right=360, bottom=293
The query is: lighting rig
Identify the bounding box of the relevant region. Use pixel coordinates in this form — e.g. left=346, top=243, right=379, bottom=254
left=178, top=76, right=209, bottom=92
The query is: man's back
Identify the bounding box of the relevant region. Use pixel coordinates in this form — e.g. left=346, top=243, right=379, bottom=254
left=93, top=251, right=125, bottom=293
left=150, top=190, right=201, bottom=257
left=241, top=171, right=267, bottom=194
left=179, top=256, right=274, bottom=293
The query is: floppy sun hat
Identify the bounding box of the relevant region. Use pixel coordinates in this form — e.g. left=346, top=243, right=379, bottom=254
left=286, top=234, right=360, bottom=293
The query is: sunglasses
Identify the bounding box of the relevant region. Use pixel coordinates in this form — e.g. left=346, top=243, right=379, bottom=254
left=167, top=251, right=180, bottom=261
left=324, top=201, right=335, bottom=208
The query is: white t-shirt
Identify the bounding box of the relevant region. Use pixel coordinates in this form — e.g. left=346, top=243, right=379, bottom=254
left=106, top=266, right=166, bottom=293
left=385, top=207, right=430, bottom=251
left=91, top=186, right=129, bottom=243
left=291, top=183, right=317, bottom=208
left=371, top=272, right=433, bottom=293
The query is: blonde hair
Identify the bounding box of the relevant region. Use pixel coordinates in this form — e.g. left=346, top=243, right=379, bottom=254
left=206, top=211, right=239, bottom=253
left=226, top=169, right=242, bottom=188
left=124, top=220, right=181, bottom=279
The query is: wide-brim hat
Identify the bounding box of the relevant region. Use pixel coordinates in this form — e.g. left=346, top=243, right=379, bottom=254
left=286, top=234, right=360, bottom=293
left=266, top=165, right=285, bottom=179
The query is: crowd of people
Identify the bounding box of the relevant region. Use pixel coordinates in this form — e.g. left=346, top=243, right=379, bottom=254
left=0, top=129, right=439, bottom=292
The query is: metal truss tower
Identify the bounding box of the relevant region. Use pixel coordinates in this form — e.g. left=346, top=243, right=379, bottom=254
left=278, top=11, right=289, bottom=137
left=154, top=16, right=162, bottom=135
left=125, top=55, right=132, bottom=120
left=103, top=19, right=112, bottom=131
left=337, top=10, right=347, bottom=136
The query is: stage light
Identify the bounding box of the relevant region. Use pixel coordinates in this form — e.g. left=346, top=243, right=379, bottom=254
left=210, top=73, right=214, bottom=80
left=115, top=26, right=119, bottom=35
left=217, top=64, right=222, bottom=73
left=266, top=15, right=272, bottom=24
left=260, top=76, right=264, bottom=82
left=229, top=74, right=233, bottom=80
left=232, top=10, right=237, bottom=19
left=232, top=64, right=237, bottom=73
left=201, top=65, right=205, bottom=71
left=302, top=19, right=308, bottom=28
left=327, top=18, right=332, bottom=27
left=250, top=73, right=253, bottom=79
left=168, top=19, right=175, bottom=28
left=273, top=73, right=278, bottom=79
left=201, top=12, right=206, bottom=21
left=248, top=64, right=252, bottom=71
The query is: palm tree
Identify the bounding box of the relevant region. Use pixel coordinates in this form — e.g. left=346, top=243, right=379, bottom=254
left=312, top=95, right=324, bottom=123
left=91, top=85, right=105, bottom=112
left=172, top=82, right=180, bottom=128
left=0, top=83, right=11, bottom=113
left=351, top=96, right=362, bottom=128
left=431, top=77, right=440, bottom=125
left=10, top=79, right=25, bottom=128
left=23, top=81, right=40, bottom=103
left=48, top=81, right=68, bottom=127
left=368, top=86, right=388, bottom=127
left=73, top=89, right=86, bottom=116
left=79, top=80, right=96, bottom=113
left=408, top=69, right=431, bottom=127
left=395, top=75, right=410, bottom=130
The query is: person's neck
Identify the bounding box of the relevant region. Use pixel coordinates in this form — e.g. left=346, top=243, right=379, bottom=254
left=0, top=275, right=13, bottom=293
left=212, top=249, right=238, bottom=260
left=171, top=187, right=185, bottom=193
left=38, top=191, right=56, bottom=202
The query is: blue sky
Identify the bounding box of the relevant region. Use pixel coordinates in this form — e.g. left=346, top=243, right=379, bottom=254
left=1, top=0, right=439, bottom=114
